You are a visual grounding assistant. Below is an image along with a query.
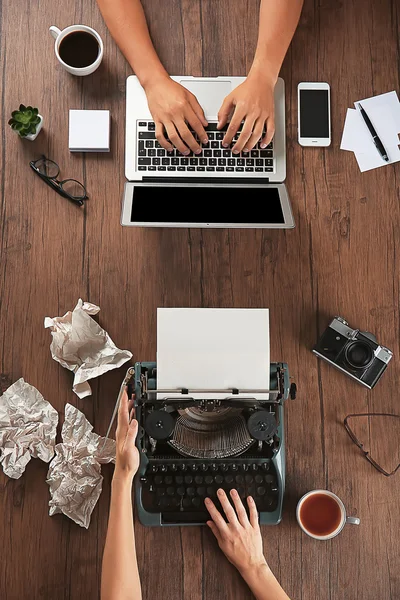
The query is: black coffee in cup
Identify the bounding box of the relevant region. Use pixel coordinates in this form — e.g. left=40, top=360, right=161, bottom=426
left=59, top=31, right=99, bottom=68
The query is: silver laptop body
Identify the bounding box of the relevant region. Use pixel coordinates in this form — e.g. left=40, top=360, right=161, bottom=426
left=122, top=76, right=294, bottom=229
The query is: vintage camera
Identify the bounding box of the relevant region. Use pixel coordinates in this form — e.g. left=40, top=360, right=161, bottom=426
left=313, top=316, right=393, bottom=389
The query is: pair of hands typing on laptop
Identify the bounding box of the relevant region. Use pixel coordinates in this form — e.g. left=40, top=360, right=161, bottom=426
left=96, top=0, right=304, bottom=160
left=101, top=391, right=290, bottom=600
left=144, top=71, right=276, bottom=155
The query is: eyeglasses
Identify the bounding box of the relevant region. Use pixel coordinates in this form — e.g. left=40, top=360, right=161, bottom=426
left=30, top=156, right=88, bottom=206
left=344, top=413, right=400, bottom=477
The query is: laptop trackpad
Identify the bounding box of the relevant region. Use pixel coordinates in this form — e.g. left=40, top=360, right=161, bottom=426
left=180, top=80, right=232, bottom=118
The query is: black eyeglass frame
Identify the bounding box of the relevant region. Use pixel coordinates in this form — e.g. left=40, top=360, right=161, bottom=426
left=30, top=156, right=88, bottom=206
left=344, top=412, right=400, bottom=477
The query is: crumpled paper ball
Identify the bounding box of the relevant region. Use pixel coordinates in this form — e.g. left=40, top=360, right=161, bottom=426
left=44, top=298, right=132, bottom=399
left=0, top=378, right=58, bottom=479
left=46, top=403, right=116, bottom=529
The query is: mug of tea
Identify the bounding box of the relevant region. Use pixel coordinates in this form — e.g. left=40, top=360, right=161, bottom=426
left=296, top=490, right=360, bottom=540
left=49, top=25, right=103, bottom=76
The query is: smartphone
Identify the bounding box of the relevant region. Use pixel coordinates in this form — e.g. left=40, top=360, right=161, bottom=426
left=298, top=82, right=331, bottom=147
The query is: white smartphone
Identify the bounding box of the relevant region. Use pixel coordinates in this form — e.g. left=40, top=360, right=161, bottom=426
left=298, top=82, right=331, bottom=147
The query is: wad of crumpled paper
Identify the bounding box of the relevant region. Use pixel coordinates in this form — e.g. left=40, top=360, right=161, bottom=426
left=44, top=298, right=132, bottom=399
left=0, top=378, right=58, bottom=479
left=46, top=403, right=116, bottom=529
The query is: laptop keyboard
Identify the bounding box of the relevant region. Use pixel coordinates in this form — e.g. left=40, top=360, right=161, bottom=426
left=136, top=121, right=274, bottom=174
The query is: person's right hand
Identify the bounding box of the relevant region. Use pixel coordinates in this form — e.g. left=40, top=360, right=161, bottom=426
left=143, top=76, right=209, bottom=154
left=205, top=489, right=268, bottom=575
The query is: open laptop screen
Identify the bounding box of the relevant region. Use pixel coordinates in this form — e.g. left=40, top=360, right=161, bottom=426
left=130, top=186, right=285, bottom=224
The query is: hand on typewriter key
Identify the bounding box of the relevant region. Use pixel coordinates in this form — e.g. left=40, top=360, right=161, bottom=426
left=114, top=389, right=140, bottom=482
left=205, top=489, right=266, bottom=572
left=205, top=489, right=290, bottom=600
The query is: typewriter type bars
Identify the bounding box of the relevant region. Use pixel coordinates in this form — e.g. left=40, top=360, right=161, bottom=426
left=171, top=408, right=254, bottom=458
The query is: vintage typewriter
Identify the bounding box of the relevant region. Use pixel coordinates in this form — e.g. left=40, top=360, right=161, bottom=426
left=126, top=361, right=296, bottom=526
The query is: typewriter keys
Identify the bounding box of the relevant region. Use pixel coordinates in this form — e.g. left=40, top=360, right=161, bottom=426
left=247, top=411, right=277, bottom=441
left=145, top=410, right=176, bottom=440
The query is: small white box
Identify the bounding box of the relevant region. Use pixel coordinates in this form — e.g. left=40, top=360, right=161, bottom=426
left=69, top=109, right=110, bottom=152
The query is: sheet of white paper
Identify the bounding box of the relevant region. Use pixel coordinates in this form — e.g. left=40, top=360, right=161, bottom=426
left=356, top=91, right=400, bottom=129
left=340, top=91, right=400, bottom=172
left=341, top=106, right=400, bottom=154
left=340, top=109, right=369, bottom=151
left=157, top=308, right=270, bottom=400
left=352, top=146, right=400, bottom=172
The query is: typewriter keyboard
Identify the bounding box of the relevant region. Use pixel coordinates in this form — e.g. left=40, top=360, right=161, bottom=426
left=140, top=460, right=279, bottom=522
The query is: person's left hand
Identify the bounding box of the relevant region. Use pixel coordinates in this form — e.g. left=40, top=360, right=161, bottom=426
left=217, top=73, right=276, bottom=154
left=114, top=388, right=140, bottom=482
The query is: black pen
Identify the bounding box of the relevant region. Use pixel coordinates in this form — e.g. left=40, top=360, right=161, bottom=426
left=356, top=102, right=389, bottom=162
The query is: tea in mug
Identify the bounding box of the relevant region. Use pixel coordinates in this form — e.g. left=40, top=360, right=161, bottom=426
left=299, top=493, right=342, bottom=536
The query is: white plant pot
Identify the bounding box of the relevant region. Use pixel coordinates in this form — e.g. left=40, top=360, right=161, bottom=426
left=24, top=114, right=43, bottom=141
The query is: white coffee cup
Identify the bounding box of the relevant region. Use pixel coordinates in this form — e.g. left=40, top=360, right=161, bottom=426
left=296, top=489, right=360, bottom=540
left=49, top=24, right=103, bottom=76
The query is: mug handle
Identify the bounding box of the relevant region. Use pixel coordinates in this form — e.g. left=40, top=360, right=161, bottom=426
left=49, top=26, right=61, bottom=40
left=346, top=516, right=360, bottom=525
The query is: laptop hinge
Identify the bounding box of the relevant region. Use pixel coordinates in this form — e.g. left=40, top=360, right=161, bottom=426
left=142, top=176, right=270, bottom=185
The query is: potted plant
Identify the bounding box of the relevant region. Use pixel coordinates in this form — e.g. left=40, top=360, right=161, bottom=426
left=8, top=104, right=43, bottom=141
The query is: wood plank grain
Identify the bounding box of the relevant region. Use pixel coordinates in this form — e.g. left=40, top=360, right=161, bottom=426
left=0, top=0, right=399, bottom=598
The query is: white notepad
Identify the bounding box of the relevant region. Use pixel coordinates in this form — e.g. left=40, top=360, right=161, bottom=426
left=156, top=308, right=270, bottom=400
left=69, top=109, right=110, bottom=152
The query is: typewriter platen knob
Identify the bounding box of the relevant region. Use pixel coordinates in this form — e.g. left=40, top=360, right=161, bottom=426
left=145, top=410, right=175, bottom=440
left=247, top=411, right=277, bottom=441
left=289, top=382, right=297, bottom=400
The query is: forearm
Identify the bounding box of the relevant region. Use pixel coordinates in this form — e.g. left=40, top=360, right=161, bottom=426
left=250, top=0, right=304, bottom=83
left=96, top=0, right=167, bottom=86
left=240, top=562, right=291, bottom=600
left=101, top=474, right=141, bottom=600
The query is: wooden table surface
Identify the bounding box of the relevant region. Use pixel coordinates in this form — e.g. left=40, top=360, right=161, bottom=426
left=1, top=1, right=400, bottom=599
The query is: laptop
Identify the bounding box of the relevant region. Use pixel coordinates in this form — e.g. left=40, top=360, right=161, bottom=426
left=121, top=76, right=294, bottom=229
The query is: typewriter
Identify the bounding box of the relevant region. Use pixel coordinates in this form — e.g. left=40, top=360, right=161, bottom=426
left=128, top=361, right=296, bottom=527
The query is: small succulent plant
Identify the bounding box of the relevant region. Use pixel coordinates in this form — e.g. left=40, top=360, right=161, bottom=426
left=8, top=104, right=42, bottom=137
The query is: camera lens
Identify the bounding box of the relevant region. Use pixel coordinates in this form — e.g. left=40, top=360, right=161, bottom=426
left=345, top=341, right=374, bottom=369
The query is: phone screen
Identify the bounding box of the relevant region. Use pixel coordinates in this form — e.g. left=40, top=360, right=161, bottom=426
left=299, top=89, right=330, bottom=138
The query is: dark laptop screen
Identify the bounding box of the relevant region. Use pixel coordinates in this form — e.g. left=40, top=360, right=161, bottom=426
left=131, top=186, right=285, bottom=224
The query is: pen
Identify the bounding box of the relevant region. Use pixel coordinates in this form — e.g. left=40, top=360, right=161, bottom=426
left=356, top=102, right=389, bottom=162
